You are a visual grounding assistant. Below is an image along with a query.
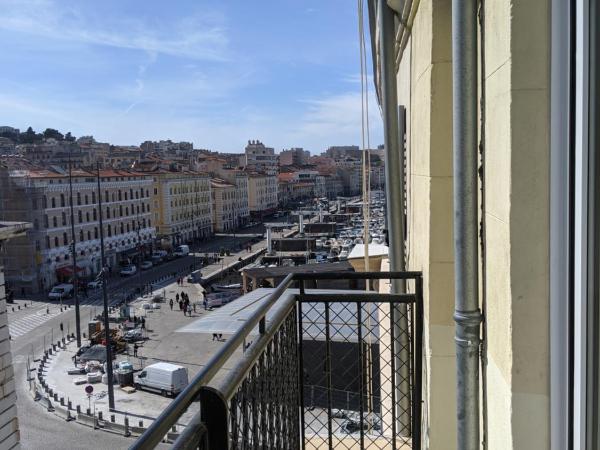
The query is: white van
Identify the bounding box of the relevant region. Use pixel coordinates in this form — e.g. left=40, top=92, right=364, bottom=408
left=173, top=245, right=190, bottom=257
left=134, top=362, right=188, bottom=397
left=48, top=284, right=74, bottom=300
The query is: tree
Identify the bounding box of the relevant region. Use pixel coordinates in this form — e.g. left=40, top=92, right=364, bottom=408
left=20, top=127, right=39, bottom=144
left=43, top=128, right=63, bottom=141
left=64, top=132, right=75, bottom=142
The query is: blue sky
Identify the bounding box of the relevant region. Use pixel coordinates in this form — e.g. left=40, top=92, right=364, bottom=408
left=0, top=0, right=382, bottom=153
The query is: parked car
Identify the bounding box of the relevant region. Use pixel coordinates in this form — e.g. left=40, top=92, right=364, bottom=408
left=48, top=284, right=74, bottom=300
left=150, top=255, right=162, bottom=265
left=134, top=362, right=188, bottom=396
left=140, top=261, right=153, bottom=270
left=120, top=266, right=137, bottom=277
left=87, top=280, right=103, bottom=289
left=123, top=328, right=143, bottom=342
left=173, top=245, right=190, bottom=257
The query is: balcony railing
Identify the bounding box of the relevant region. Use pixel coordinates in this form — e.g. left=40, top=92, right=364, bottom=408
left=131, top=271, right=423, bottom=450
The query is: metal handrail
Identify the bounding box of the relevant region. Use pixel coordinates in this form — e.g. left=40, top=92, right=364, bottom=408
left=132, top=270, right=423, bottom=449
left=212, top=292, right=297, bottom=401
left=130, top=273, right=294, bottom=450
left=171, top=413, right=206, bottom=450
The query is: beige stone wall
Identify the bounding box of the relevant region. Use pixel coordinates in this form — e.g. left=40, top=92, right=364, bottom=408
left=391, top=0, right=551, bottom=449
left=395, top=1, right=455, bottom=447
left=484, top=1, right=550, bottom=449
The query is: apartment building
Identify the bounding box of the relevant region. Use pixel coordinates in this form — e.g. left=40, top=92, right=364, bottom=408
left=335, top=158, right=362, bottom=196
left=195, top=156, right=250, bottom=229
left=151, top=170, right=212, bottom=246
left=16, top=140, right=91, bottom=168
left=243, top=140, right=278, bottom=174
left=247, top=172, right=278, bottom=217
left=0, top=166, right=155, bottom=294
left=279, top=147, right=310, bottom=166
left=324, top=145, right=361, bottom=160
left=210, top=178, right=241, bottom=232
left=323, top=174, right=343, bottom=200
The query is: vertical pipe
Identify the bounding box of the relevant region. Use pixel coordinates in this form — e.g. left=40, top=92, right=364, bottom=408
left=452, top=1, right=482, bottom=449
left=267, top=227, right=272, bottom=254
left=379, top=0, right=411, bottom=435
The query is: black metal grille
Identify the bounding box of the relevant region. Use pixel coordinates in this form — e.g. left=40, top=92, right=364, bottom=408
left=299, top=291, right=418, bottom=450
left=228, top=306, right=300, bottom=450
left=133, top=272, right=422, bottom=450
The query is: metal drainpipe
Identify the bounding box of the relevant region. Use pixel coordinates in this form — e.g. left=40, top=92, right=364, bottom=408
left=452, top=0, right=482, bottom=449
left=378, top=0, right=410, bottom=436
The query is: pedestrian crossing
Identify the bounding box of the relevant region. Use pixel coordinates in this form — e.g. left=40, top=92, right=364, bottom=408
left=7, top=296, right=119, bottom=339
left=8, top=274, right=180, bottom=339
left=8, top=308, right=66, bottom=338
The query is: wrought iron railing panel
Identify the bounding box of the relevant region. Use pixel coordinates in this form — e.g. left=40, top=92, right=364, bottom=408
left=133, top=272, right=422, bottom=450
left=299, top=297, right=416, bottom=450
left=228, top=306, right=300, bottom=450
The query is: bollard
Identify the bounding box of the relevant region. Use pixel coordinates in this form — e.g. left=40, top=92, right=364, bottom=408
left=11, top=308, right=14, bottom=312
left=172, top=425, right=177, bottom=433
left=98, top=411, right=103, bottom=421
left=53, top=393, right=58, bottom=401
left=17, top=306, right=20, bottom=310
left=139, top=420, right=143, bottom=428
left=124, top=417, right=131, bottom=437
left=86, top=408, right=91, bottom=416
left=60, top=397, right=64, bottom=406
left=110, top=414, right=115, bottom=423
left=68, top=400, right=72, bottom=410
left=76, top=405, right=81, bottom=414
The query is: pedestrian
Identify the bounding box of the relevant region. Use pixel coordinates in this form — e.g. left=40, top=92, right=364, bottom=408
left=176, top=293, right=180, bottom=302
left=212, top=333, right=217, bottom=341
left=141, top=317, right=146, bottom=329
left=169, top=298, right=174, bottom=310
left=204, top=298, right=208, bottom=310
left=193, top=302, right=196, bottom=313
left=179, top=300, right=183, bottom=311
left=133, top=343, right=138, bottom=357
left=218, top=333, right=223, bottom=341
left=187, top=304, right=192, bottom=316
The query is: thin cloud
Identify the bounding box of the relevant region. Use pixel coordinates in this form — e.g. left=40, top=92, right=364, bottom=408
left=1, top=0, right=229, bottom=61
left=294, top=91, right=382, bottom=144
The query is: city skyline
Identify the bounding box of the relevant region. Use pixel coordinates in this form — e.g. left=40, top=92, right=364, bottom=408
left=0, top=0, right=383, bottom=153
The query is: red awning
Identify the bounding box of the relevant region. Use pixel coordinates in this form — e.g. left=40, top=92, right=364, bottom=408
left=56, top=265, right=85, bottom=277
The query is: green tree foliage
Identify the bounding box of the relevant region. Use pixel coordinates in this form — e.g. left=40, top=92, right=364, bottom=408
left=20, top=127, right=43, bottom=144
left=43, top=128, right=64, bottom=140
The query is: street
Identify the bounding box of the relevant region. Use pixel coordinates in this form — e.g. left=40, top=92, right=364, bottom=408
left=10, top=229, right=272, bottom=449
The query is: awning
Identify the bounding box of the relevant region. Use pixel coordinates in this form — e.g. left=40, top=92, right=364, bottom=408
left=56, top=265, right=85, bottom=277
